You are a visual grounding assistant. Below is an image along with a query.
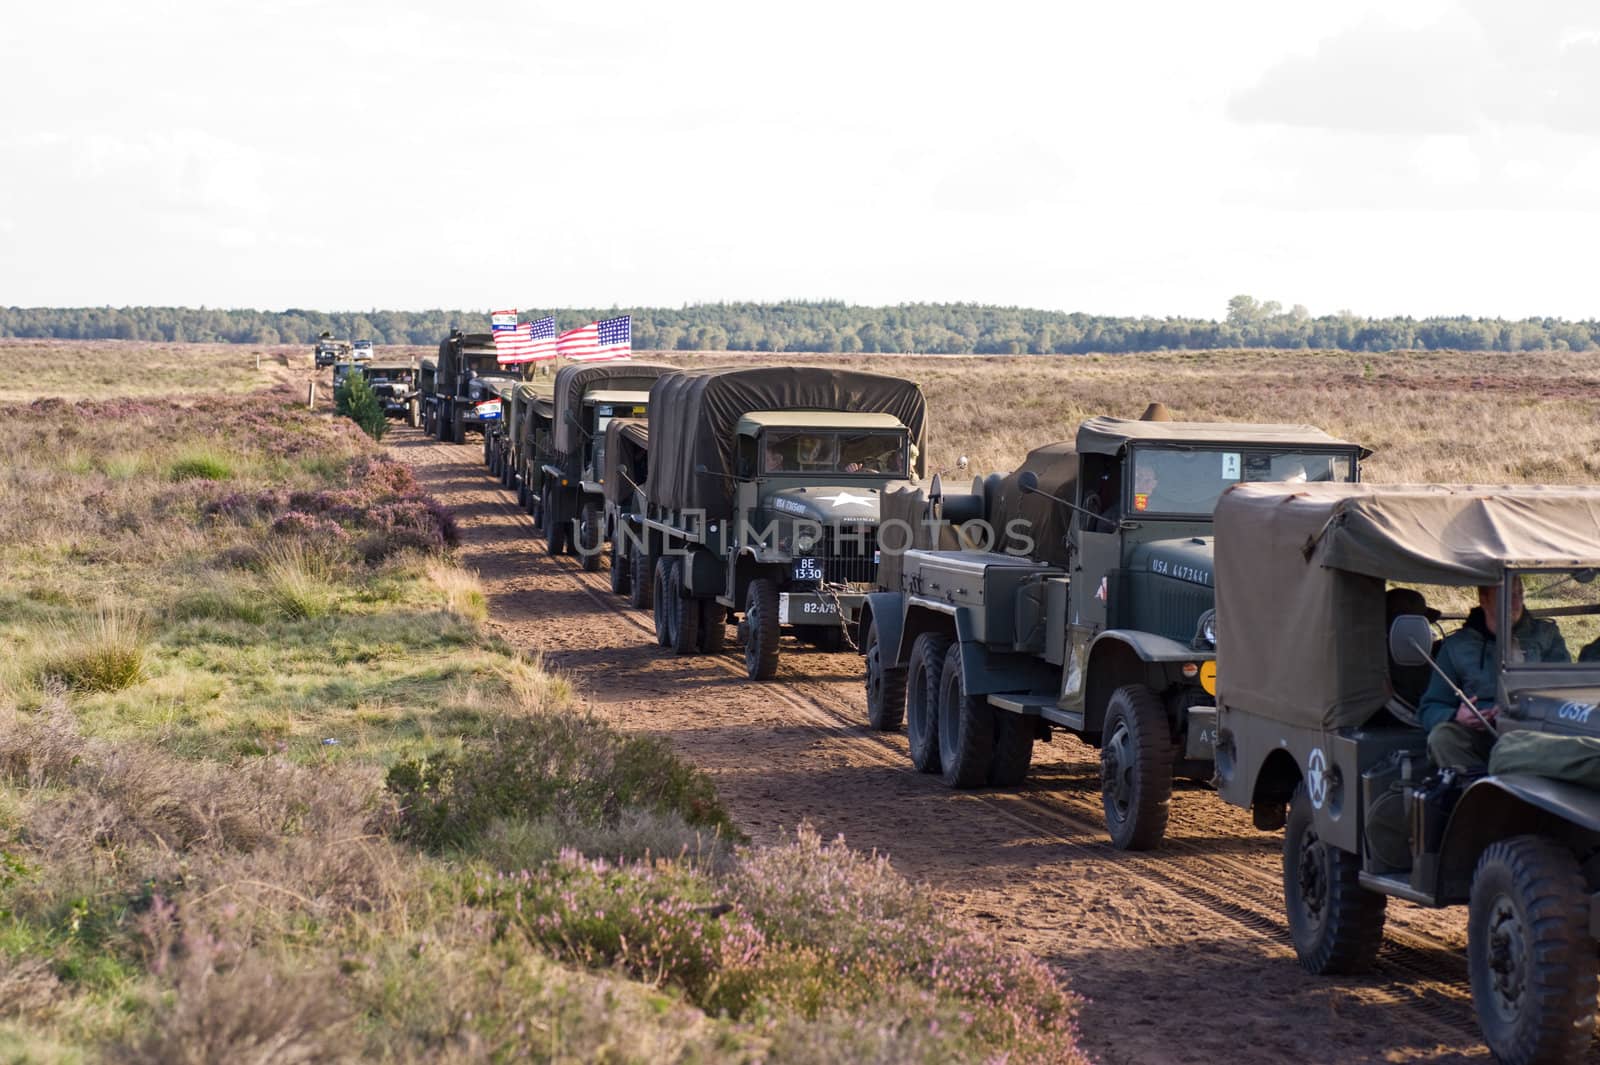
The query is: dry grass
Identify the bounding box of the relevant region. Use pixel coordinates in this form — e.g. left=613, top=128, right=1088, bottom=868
left=424, top=559, right=489, bottom=623
left=639, top=348, right=1600, bottom=485
left=0, top=339, right=309, bottom=402
left=28, top=600, right=150, bottom=694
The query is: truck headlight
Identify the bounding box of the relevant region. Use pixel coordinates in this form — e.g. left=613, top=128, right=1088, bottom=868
left=1195, top=609, right=1217, bottom=648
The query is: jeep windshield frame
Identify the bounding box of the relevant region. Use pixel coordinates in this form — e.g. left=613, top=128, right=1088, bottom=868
left=1127, top=445, right=1360, bottom=520
left=1498, top=567, right=1600, bottom=687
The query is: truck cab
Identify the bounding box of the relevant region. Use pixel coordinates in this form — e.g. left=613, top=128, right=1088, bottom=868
left=1212, top=483, right=1600, bottom=1065
left=862, top=417, right=1366, bottom=851
left=421, top=330, right=517, bottom=444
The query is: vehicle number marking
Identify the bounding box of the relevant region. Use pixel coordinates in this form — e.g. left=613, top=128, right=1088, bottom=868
left=778, top=593, right=840, bottom=624
left=793, top=557, right=824, bottom=582
left=1558, top=701, right=1596, bottom=724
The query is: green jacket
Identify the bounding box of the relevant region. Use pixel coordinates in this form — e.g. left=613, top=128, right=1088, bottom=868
left=1419, top=608, right=1569, bottom=733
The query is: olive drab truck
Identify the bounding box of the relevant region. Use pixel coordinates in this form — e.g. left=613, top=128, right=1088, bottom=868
left=488, top=381, right=548, bottom=495
left=601, top=417, right=651, bottom=603
left=362, top=356, right=421, bottom=426
left=420, top=330, right=516, bottom=444
left=1213, top=483, right=1600, bottom=1065
left=860, top=417, right=1367, bottom=850
left=526, top=363, right=674, bottom=570
left=642, top=366, right=927, bottom=678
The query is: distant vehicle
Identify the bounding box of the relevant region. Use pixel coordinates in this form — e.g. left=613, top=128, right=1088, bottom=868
left=419, top=330, right=517, bottom=444
left=314, top=333, right=351, bottom=368
left=351, top=339, right=373, bottom=362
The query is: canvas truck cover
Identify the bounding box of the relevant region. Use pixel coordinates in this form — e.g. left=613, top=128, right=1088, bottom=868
left=1076, top=417, right=1367, bottom=456
left=551, top=363, right=676, bottom=455
left=1214, top=482, right=1600, bottom=730
left=986, top=442, right=1079, bottom=567
left=602, top=419, right=649, bottom=507
left=646, top=367, right=928, bottom=519
left=877, top=485, right=966, bottom=591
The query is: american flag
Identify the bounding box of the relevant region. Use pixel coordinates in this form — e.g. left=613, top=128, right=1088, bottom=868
left=556, top=315, right=632, bottom=362
left=526, top=316, right=558, bottom=361
left=494, top=322, right=537, bottom=363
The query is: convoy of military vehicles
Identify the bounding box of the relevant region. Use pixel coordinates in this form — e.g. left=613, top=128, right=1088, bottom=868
left=314, top=334, right=1600, bottom=1064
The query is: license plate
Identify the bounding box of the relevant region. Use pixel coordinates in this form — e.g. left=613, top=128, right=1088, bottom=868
left=792, top=557, right=824, bottom=582
left=778, top=593, right=840, bottom=624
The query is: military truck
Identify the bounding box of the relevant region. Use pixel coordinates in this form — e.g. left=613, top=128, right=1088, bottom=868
left=479, top=377, right=521, bottom=471
left=600, top=417, right=652, bottom=603
left=860, top=417, right=1367, bottom=850
left=525, top=363, right=673, bottom=570
left=314, top=334, right=352, bottom=368
left=419, top=330, right=516, bottom=444
left=509, top=383, right=555, bottom=514
left=642, top=366, right=927, bottom=677
left=1213, top=483, right=1600, bottom=1065
left=363, top=357, right=421, bottom=426
left=487, top=381, right=541, bottom=492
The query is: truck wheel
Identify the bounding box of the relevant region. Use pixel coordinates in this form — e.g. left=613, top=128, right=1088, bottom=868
left=1467, top=836, right=1596, bottom=1065
left=864, top=617, right=906, bottom=731
left=937, top=644, right=994, bottom=789
left=743, top=578, right=780, bottom=680
left=1100, top=684, right=1174, bottom=851
left=653, top=558, right=675, bottom=648
left=483, top=431, right=492, bottom=466
left=905, top=633, right=950, bottom=774
left=610, top=540, right=631, bottom=596
left=452, top=412, right=465, bottom=445
left=408, top=400, right=419, bottom=428
left=989, top=714, right=1034, bottom=788
left=544, top=496, right=567, bottom=556
left=670, top=569, right=701, bottom=655
left=1284, top=781, right=1388, bottom=974
left=697, top=599, right=727, bottom=653
left=517, top=475, right=529, bottom=510
left=577, top=504, right=603, bottom=572
left=630, top=549, right=654, bottom=611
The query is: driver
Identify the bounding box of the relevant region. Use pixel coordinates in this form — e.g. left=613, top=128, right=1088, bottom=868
left=1420, top=578, right=1569, bottom=773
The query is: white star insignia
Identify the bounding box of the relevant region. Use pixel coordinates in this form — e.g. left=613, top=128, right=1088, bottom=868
left=814, top=491, right=875, bottom=508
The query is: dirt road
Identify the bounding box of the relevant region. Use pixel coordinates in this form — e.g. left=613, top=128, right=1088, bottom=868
left=391, top=428, right=1497, bottom=1065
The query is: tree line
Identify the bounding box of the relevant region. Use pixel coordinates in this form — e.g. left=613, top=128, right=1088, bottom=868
left=3, top=298, right=1598, bottom=354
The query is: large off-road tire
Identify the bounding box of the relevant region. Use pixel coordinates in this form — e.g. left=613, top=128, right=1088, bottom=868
left=630, top=549, right=654, bottom=611
left=864, top=617, right=907, bottom=732
left=1099, top=684, right=1175, bottom=851
left=937, top=644, right=995, bottom=789
left=424, top=406, right=437, bottom=438
left=408, top=399, right=420, bottom=429
left=1284, top=782, right=1388, bottom=974
left=1467, top=836, right=1596, bottom=1065
left=989, top=713, right=1035, bottom=788
left=653, top=558, right=675, bottom=648
left=576, top=503, right=603, bottom=573
left=697, top=599, right=727, bottom=653
left=610, top=540, right=631, bottom=596
left=483, top=430, right=492, bottom=466
left=743, top=578, right=780, bottom=680
left=517, top=475, right=529, bottom=510
left=669, top=568, right=701, bottom=656
left=544, top=494, right=567, bottom=556
left=906, top=632, right=951, bottom=774
left=452, top=411, right=466, bottom=445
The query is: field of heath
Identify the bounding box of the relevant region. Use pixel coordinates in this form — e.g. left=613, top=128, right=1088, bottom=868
left=0, top=365, right=1086, bottom=1063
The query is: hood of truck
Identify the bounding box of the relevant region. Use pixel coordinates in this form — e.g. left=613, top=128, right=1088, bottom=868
left=1511, top=687, right=1600, bottom=736
left=1126, top=536, right=1215, bottom=588
left=762, top=485, right=883, bottom=525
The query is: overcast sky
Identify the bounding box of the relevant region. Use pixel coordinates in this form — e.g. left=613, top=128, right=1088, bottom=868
left=3, top=0, right=1597, bottom=318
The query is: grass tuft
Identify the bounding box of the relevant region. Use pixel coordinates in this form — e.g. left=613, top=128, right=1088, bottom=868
left=33, top=600, right=149, bottom=693
left=261, top=541, right=337, bottom=620
left=424, top=558, right=488, bottom=622
left=167, top=448, right=234, bottom=482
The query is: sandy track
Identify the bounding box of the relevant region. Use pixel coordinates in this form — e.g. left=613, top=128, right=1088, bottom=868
left=390, top=427, right=1496, bottom=1065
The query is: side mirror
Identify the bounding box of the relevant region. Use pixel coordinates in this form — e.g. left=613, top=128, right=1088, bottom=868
left=1017, top=470, right=1040, bottom=495
left=956, top=455, right=970, bottom=472
left=1388, top=615, right=1433, bottom=667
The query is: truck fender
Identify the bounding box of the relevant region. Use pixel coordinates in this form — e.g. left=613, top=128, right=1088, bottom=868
left=1082, top=631, right=1204, bottom=735
left=892, top=599, right=958, bottom=667
left=1433, top=773, right=1600, bottom=902
left=859, top=592, right=905, bottom=661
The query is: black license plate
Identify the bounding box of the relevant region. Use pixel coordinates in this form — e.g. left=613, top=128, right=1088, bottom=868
left=792, top=557, right=825, bottom=582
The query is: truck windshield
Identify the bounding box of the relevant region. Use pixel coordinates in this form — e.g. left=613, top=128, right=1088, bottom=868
left=762, top=430, right=906, bottom=475
left=1511, top=569, right=1600, bottom=667
left=1128, top=448, right=1356, bottom=517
